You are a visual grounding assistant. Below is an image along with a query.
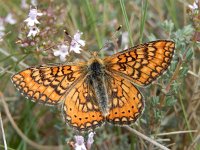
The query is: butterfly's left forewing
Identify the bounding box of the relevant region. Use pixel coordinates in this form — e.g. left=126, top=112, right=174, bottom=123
left=11, top=64, right=85, bottom=105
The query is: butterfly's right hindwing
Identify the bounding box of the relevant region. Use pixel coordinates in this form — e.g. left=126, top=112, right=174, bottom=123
left=106, top=73, right=144, bottom=125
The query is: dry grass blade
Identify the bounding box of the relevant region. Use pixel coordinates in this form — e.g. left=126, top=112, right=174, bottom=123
left=0, top=94, right=64, bottom=150
left=124, top=126, right=170, bottom=150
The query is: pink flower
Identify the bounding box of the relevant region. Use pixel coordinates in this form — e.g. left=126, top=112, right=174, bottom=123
left=27, top=26, right=40, bottom=37
left=70, top=31, right=85, bottom=53
left=188, top=0, right=199, bottom=10
left=24, top=8, right=42, bottom=27
left=0, top=18, right=5, bottom=40
left=21, top=0, right=28, bottom=9
left=31, top=0, right=38, bottom=6
left=121, top=32, right=129, bottom=49
left=73, top=132, right=95, bottom=150
left=86, top=132, right=95, bottom=149
left=53, top=31, right=85, bottom=61
left=5, top=13, right=16, bottom=25
left=53, top=44, right=69, bottom=62
left=74, top=135, right=87, bottom=150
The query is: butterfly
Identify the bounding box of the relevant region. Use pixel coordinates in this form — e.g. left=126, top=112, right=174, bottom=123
left=11, top=40, right=175, bottom=132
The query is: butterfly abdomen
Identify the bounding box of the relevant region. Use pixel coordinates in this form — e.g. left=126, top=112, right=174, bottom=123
left=88, top=61, right=109, bottom=116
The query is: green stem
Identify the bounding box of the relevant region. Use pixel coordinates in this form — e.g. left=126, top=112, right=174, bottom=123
left=178, top=92, right=193, bottom=140
left=120, top=0, right=133, bottom=46
left=85, top=0, right=102, bottom=48
left=139, top=0, right=148, bottom=43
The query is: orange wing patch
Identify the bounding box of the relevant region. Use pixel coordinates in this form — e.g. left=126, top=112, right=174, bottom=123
left=11, top=64, right=84, bottom=105
left=63, top=78, right=105, bottom=131
left=104, top=40, right=175, bottom=86
left=106, top=73, right=144, bottom=125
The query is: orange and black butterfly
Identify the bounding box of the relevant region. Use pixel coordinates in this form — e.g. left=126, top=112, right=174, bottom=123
left=11, top=40, right=175, bottom=131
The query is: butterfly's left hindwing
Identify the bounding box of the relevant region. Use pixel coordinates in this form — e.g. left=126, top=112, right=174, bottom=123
left=63, top=77, right=105, bottom=131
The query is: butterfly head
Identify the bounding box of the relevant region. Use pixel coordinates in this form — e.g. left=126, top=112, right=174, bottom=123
left=92, top=51, right=98, bottom=57
left=87, top=51, right=104, bottom=66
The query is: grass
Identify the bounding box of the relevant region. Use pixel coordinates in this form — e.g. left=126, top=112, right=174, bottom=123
left=120, top=0, right=134, bottom=46
left=0, top=0, right=200, bottom=150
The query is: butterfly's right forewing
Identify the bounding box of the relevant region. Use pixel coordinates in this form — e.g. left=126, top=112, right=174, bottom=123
left=104, top=40, right=175, bottom=86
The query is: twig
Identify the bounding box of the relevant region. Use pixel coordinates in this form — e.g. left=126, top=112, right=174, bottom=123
left=0, top=66, right=15, bottom=75
left=0, top=48, right=29, bottom=68
left=178, top=92, right=193, bottom=140
left=156, top=138, right=171, bottom=142
left=187, top=70, right=200, bottom=78
left=155, top=130, right=197, bottom=136
left=0, top=94, right=64, bottom=150
left=188, top=134, right=200, bottom=149
left=0, top=112, right=7, bottom=150
left=124, top=126, right=170, bottom=150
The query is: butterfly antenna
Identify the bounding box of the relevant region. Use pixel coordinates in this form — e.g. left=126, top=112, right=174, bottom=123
left=98, top=25, right=122, bottom=53
left=40, top=30, right=86, bottom=53
left=42, top=30, right=73, bottom=52
left=64, top=30, right=85, bottom=47
left=64, top=30, right=92, bottom=60
left=63, top=30, right=72, bottom=41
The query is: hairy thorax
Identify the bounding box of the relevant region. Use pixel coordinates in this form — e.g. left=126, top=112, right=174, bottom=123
left=87, top=58, right=109, bottom=116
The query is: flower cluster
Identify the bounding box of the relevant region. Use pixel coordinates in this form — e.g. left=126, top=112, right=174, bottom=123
left=24, top=8, right=42, bottom=37
left=18, top=4, right=85, bottom=61
left=53, top=31, right=85, bottom=62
